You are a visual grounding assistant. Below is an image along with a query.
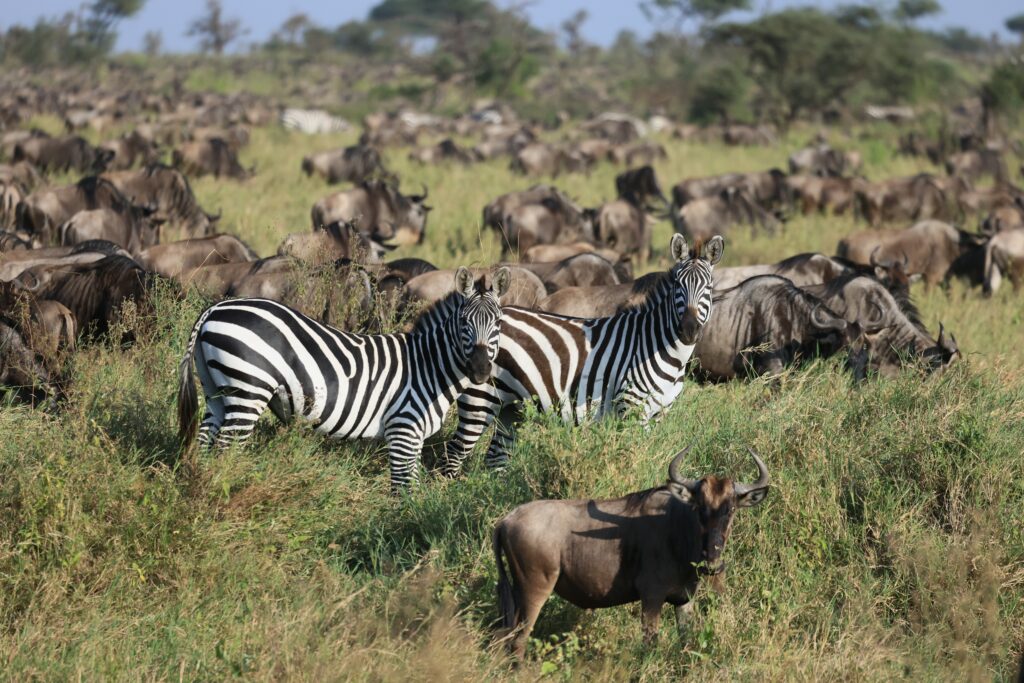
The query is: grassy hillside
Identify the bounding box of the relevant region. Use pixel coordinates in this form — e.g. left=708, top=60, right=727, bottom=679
left=1, top=125, right=1022, bottom=680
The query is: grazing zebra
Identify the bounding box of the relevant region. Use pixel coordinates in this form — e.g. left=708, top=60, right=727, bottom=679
left=440, top=234, right=723, bottom=477
left=177, top=267, right=510, bottom=490
left=280, top=108, right=351, bottom=134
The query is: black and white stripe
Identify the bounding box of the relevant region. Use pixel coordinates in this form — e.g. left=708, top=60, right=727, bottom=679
left=441, top=235, right=723, bottom=477
left=280, top=108, right=351, bottom=134
left=178, top=268, right=508, bottom=490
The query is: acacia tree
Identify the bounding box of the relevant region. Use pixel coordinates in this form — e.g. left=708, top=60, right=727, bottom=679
left=894, top=0, right=942, bottom=27
left=641, top=0, right=751, bottom=31
left=187, top=0, right=247, bottom=55
left=1007, top=13, right=1024, bottom=44
left=78, top=0, right=145, bottom=59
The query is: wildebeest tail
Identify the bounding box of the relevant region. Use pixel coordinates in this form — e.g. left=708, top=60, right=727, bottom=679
left=177, top=306, right=212, bottom=452
left=492, top=523, right=517, bottom=631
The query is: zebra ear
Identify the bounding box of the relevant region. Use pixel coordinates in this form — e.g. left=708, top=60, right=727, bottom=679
left=670, top=233, right=688, bottom=262
left=705, top=235, right=725, bottom=265
left=454, top=266, right=475, bottom=297
left=492, top=267, right=511, bottom=298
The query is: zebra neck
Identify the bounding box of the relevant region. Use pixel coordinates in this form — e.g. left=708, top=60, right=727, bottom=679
left=406, top=317, right=472, bottom=395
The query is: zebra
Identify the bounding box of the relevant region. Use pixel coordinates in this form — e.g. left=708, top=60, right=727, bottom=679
left=177, top=267, right=511, bottom=490
left=280, top=108, right=351, bottom=135
left=440, top=234, right=723, bottom=477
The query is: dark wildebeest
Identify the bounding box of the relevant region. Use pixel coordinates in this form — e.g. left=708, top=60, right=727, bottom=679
left=103, top=164, right=221, bottom=238
left=693, top=275, right=860, bottom=382
left=983, top=228, right=1024, bottom=295
left=0, top=282, right=76, bottom=359
left=803, top=275, right=959, bottom=377
left=58, top=206, right=163, bottom=258
left=1, top=129, right=49, bottom=161
left=100, top=131, right=161, bottom=171
left=788, top=144, right=861, bottom=177
left=137, top=234, right=259, bottom=278
left=836, top=220, right=988, bottom=288
left=945, top=149, right=1008, bottom=184
left=616, top=166, right=669, bottom=212
left=301, top=144, right=390, bottom=185
left=311, top=180, right=431, bottom=246
left=22, top=254, right=164, bottom=343
left=279, top=220, right=390, bottom=265
left=673, top=187, right=781, bottom=243
left=493, top=447, right=769, bottom=656
left=13, top=135, right=114, bottom=175
left=404, top=266, right=546, bottom=309
left=508, top=253, right=624, bottom=293
left=17, top=176, right=139, bottom=245
left=0, top=319, right=57, bottom=406
left=854, top=174, right=954, bottom=226
left=497, top=197, right=597, bottom=257
left=408, top=139, right=480, bottom=165
left=172, top=137, right=252, bottom=179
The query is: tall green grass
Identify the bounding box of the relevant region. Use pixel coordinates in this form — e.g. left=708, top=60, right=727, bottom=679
left=1, top=126, right=1022, bottom=680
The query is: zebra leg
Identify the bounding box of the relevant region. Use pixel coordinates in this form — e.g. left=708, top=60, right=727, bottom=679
left=440, top=387, right=500, bottom=478
left=386, top=427, right=424, bottom=492
left=484, top=403, right=522, bottom=471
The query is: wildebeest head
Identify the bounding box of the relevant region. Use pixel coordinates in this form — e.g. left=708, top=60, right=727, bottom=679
left=93, top=147, right=116, bottom=173
left=616, top=165, right=668, bottom=212
left=453, top=266, right=510, bottom=384
left=669, top=233, right=724, bottom=345
left=666, top=446, right=770, bottom=575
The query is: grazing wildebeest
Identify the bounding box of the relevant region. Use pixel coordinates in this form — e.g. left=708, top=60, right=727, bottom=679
left=482, top=185, right=581, bottom=235
left=616, top=166, right=669, bottom=212
left=404, top=266, right=546, bottom=309
left=137, top=234, right=260, bottom=278
left=0, top=318, right=56, bottom=405
left=13, top=135, right=114, bottom=175
left=497, top=197, right=597, bottom=257
left=854, top=174, right=954, bottom=226
left=983, top=228, right=1024, bottom=295
left=0, top=282, right=76, bottom=358
left=693, top=275, right=859, bottom=382
left=945, top=149, right=1007, bottom=184
left=279, top=220, right=389, bottom=265
left=592, top=199, right=649, bottom=261
left=311, top=180, right=431, bottom=246
left=58, top=206, right=163, bottom=258
left=980, top=197, right=1024, bottom=234
left=538, top=273, right=665, bottom=318
left=785, top=175, right=861, bottom=215
left=0, top=241, right=129, bottom=282
left=713, top=253, right=863, bottom=291
left=408, top=139, right=480, bottom=165
left=522, top=242, right=626, bottom=270
left=100, top=131, right=161, bottom=171
left=172, top=138, right=251, bottom=179
left=18, top=176, right=137, bottom=244
left=671, top=172, right=745, bottom=206
left=610, top=141, right=669, bottom=167
left=178, top=257, right=292, bottom=298
left=301, top=144, right=390, bottom=184
left=803, top=275, right=959, bottom=377
left=509, top=253, right=624, bottom=293
left=673, top=187, right=780, bottom=243
left=837, top=220, right=988, bottom=288
left=510, top=143, right=586, bottom=176
left=492, top=447, right=769, bottom=656
left=103, top=164, right=221, bottom=238
left=788, top=144, right=860, bottom=177
left=0, top=161, right=43, bottom=192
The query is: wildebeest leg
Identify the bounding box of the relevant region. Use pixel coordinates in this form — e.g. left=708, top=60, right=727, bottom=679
left=484, top=403, right=522, bottom=471
left=511, top=569, right=558, bottom=659
left=440, top=387, right=499, bottom=477
left=674, top=602, right=694, bottom=638
left=640, top=597, right=664, bottom=645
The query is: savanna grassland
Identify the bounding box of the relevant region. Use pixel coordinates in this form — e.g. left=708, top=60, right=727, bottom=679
left=2, top=116, right=1023, bottom=681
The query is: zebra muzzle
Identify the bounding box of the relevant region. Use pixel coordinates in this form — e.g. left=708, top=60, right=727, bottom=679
left=466, top=345, right=492, bottom=384
left=679, top=305, right=702, bottom=345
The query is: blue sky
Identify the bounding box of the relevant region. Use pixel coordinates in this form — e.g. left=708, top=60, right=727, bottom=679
left=1, top=0, right=1019, bottom=53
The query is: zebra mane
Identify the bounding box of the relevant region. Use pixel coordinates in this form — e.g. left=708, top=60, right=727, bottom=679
left=409, top=289, right=465, bottom=334
left=617, top=267, right=677, bottom=314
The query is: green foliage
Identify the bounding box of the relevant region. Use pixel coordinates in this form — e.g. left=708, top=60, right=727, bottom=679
left=894, top=0, right=942, bottom=24
left=1005, top=13, right=1024, bottom=36
left=369, top=0, right=488, bottom=34
left=187, top=0, right=247, bottom=55
left=981, top=59, right=1024, bottom=121
left=642, top=0, right=752, bottom=25
left=688, top=63, right=748, bottom=124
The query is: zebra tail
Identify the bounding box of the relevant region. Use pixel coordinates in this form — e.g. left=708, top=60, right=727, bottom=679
left=177, top=308, right=209, bottom=453
left=493, top=523, right=517, bottom=631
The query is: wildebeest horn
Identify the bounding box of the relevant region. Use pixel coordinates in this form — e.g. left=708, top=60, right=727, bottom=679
left=811, top=304, right=841, bottom=330
left=869, top=245, right=884, bottom=268
left=667, top=446, right=698, bottom=490
left=419, top=183, right=429, bottom=201
left=865, top=301, right=885, bottom=329
left=733, top=448, right=770, bottom=497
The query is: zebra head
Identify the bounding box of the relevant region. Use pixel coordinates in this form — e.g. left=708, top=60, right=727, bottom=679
left=668, top=233, right=724, bottom=345
left=454, top=266, right=510, bottom=384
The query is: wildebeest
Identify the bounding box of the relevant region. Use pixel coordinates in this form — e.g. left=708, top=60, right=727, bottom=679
left=301, top=144, right=390, bottom=184
left=610, top=141, right=668, bottom=167
left=788, top=144, right=861, bottom=177
left=492, top=447, right=769, bottom=656
left=58, top=206, right=163, bottom=258
left=13, top=134, right=114, bottom=175
left=538, top=273, right=665, bottom=318
left=311, top=180, right=431, bottom=246
left=945, top=149, right=1007, bottom=184
left=804, top=275, right=959, bottom=377
left=18, top=176, right=137, bottom=244
left=785, top=175, right=860, bottom=215
left=482, top=185, right=581, bottom=235
left=673, top=187, right=780, bottom=243
left=0, top=230, right=37, bottom=252
left=693, top=275, right=859, bottom=381
left=616, top=166, right=669, bottom=212
left=837, top=220, right=988, bottom=288
left=0, top=319, right=56, bottom=405
left=854, top=174, right=955, bottom=226
left=510, top=142, right=589, bottom=176
left=279, top=220, right=389, bottom=265
left=404, top=266, right=546, bottom=309
left=495, top=197, right=596, bottom=257
left=983, top=228, right=1024, bottom=295
left=714, top=253, right=863, bottom=291
left=0, top=161, right=43, bottom=192
left=408, top=139, right=480, bottom=165
left=522, top=242, right=628, bottom=272
left=103, top=164, right=221, bottom=238
left=100, top=131, right=161, bottom=171
left=137, top=234, right=259, bottom=278
left=1, top=181, right=25, bottom=229
left=509, top=253, right=624, bottom=293
left=172, top=138, right=251, bottom=179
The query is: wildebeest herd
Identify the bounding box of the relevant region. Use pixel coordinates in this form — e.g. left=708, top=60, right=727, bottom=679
left=2, top=84, right=1023, bottom=655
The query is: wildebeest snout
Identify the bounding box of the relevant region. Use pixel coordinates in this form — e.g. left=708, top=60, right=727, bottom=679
left=467, top=344, right=492, bottom=384
left=679, top=304, right=702, bottom=345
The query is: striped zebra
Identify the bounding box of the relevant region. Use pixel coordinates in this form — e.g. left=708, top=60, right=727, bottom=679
left=440, top=234, right=723, bottom=477
left=280, top=108, right=351, bottom=134
left=177, top=267, right=510, bottom=490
